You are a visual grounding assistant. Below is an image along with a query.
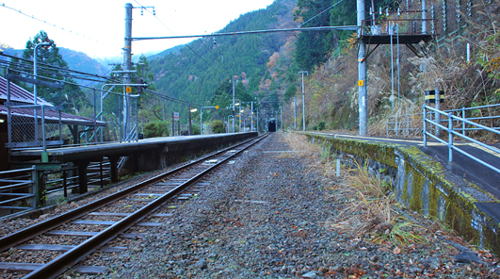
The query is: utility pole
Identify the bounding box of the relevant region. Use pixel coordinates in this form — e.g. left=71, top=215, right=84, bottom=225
left=290, top=97, right=296, bottom=130
left=123, top=3, right=133, bottom=140
left=232, top=78, right=236, bottom=133
left=257, top=110, right=259, bottom=133
left=357, top=0, right=367, bottom=135
left=280, top=106, right=283, bottom=132
left=299, top=71, right=308, bottom=132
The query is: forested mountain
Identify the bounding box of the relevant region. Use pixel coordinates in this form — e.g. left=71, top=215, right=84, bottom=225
left=1, top=45, right=108, bottom=81
left=147, top=0, right=297, bottom=120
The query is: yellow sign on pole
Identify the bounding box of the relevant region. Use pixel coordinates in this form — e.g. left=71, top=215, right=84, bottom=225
left=126, top=87, right=132, bottom=93
left=358, top=80, right=364, bottom=87
left=215, top=105, right=219, bottom=109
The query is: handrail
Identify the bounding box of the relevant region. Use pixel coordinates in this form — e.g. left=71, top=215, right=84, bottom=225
left=0, top=167, right=37, bottom=217
left=423, top=104, right=500, bottom=175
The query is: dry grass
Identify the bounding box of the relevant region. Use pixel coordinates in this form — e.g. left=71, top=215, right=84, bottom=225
left=284, top=132, right=427, bottom=247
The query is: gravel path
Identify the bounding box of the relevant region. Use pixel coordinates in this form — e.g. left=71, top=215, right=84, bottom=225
left=105, top=133, right=499, bottom=278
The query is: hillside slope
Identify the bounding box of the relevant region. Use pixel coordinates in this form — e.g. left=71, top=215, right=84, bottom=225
left=147, top=0, right=297, bottom=114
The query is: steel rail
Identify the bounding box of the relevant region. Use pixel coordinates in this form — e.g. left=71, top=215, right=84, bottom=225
left=23, top=134, right=267, bottom=278
left=0, top=136, right=261, bottom=253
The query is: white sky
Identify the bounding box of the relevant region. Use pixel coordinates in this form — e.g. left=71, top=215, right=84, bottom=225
left=0, top=0, right=275, bottom=59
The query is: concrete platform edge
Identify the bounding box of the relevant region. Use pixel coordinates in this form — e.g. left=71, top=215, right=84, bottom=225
left=302, top=132, right=500, bottom=256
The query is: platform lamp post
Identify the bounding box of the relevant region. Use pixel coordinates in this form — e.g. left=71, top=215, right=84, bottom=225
left=231, top=78, right=237, bottom=133
left=189, top=107, right=197, bottom=135
left=250, top=101, right=254, bottom=131
left=34, top=41, right=52, bottom=156
left=227, top=115, right=234, bottom=133
left=239, top=109, right=244, bottom=132
left=299, top=71, right=308, bottom=131
left=200, top=105, right=218, bottom=135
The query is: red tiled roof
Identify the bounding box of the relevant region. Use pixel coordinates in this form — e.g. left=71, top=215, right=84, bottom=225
left=0, top=75, right=52, bottom=106
left=0, top=75, right=105, bottom=126
left=0, top=105, right=106, bottom=126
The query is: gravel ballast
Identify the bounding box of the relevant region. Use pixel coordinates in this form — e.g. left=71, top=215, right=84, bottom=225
left=2, top=133, right=499, bottom=278
left=109, top=133, right=499, bottom=278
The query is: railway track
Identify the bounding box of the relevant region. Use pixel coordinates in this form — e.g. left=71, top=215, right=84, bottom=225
left=0, top=134, right=267, bottom=278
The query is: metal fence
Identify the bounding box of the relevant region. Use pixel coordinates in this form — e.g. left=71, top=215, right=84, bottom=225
left=386, top=113, right=422, bottom=137
left=0, top=167, right=37, bottom=217
left=423, top=104, right=500, bottom=175
left=42, top=161, right=111, bottom=204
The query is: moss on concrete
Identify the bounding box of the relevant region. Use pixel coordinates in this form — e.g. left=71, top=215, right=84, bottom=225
left=303, top=132, right=500, bottom=256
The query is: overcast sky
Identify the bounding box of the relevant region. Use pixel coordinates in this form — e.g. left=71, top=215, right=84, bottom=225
left=0, top=0, right=275, bottom=58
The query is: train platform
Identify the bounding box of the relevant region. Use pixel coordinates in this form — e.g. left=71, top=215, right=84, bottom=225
left=9, top=132, right=258, bottom=195
left=313, top=132, right=500, bottom=200
left=306, top=131, right=500, bottom=255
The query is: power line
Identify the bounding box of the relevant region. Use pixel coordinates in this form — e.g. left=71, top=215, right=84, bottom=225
left=0, top=3, right=100, bottom=43
left=300, top=0, right=346, bottom=27
left=200, top=37, right=227, bottom=73
left=144, top=89, right=200, bottom=107
left=131, top=1, right=227, bottom=76
left=131, top=25, right=357, bottom=41
left=0, top=52, right=119, bottom=83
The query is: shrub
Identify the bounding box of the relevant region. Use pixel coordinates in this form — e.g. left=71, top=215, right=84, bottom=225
left=318, top=121, right=326, bottom=131
left=143, top=120, right=170, bottom=138
left=191, top=124, right=200, bottom=135
left=211, top=120, right=225, bottom=133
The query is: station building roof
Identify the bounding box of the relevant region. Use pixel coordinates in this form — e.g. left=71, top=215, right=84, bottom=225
left=0, top=75, right=105, bottom=126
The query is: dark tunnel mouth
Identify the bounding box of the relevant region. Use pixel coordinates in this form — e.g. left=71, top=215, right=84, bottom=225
left=268, top=120, right=276, bottom=132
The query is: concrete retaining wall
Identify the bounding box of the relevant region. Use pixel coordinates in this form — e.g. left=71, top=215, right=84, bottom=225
left=305, top=133, right=500, bottom=255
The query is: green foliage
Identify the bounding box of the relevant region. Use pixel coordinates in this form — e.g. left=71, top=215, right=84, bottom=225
left=147, top=0, right=293, bottom=121
left=191, top=124, right=201, bottom=135
left=12, top=31, right=89, bottom=112
left=318, top=121, right=326, bottom=131
left=285, top=85, right=297, bottom=100
left=143, top=120, right=170, bottom=138
left=211, top=120, right=225, bottom=133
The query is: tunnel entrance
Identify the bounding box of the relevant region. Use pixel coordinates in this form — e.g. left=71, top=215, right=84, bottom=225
left=268, top=119, right=276, bottom=132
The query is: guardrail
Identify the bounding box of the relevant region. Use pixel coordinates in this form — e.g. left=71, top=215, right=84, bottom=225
left=0, top=167, right=37, bottom=217
left=423, top=105, right=500, bottom=175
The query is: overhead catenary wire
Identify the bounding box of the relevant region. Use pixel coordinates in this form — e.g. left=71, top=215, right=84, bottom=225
left=0, top=52, right=119, bottom=83
left=300, top=0, right=346, bottom=27
left=131, top=26, right=357, bottom=41
left=0, top=2, right=100, bottom=43
left=132, top=0, right=231, bottom=77
left=144, top=89, right=200, bottom=107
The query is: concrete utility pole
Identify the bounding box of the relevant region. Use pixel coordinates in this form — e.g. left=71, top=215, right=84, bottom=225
left=299, top=71, right=308, bottom=132
left=280, top=106, right=283, bottom=132
left=357, top=0, right=367, bottom=135
left=124, top=3, right=133, bottom=140
left=232, top=78, right=236, bottom=133
left=257, top=110, right=259, bottom=133
left=290, top=97, right=297, bottom=130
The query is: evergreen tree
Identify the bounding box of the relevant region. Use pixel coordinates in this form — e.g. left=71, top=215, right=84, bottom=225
left=21, top=31, right=88, bottom=113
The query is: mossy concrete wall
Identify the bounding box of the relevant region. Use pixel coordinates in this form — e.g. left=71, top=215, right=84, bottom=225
left=304, top=133, right=500, bottom=256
